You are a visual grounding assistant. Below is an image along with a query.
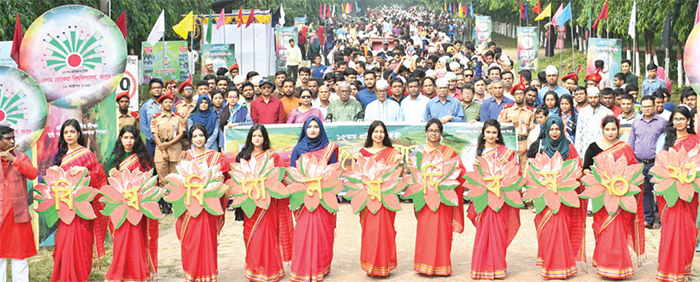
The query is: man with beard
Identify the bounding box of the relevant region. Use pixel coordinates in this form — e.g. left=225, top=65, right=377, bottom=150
left=280, top=78, right=301, bottom=119
left=401, top=78, right=429, bottom=123
left=239, top=81, right=256, bottom=107
left=307, top=77, right=321, bottom=100
left=573, top=86, right=588, bottom=112
left=295, top=67, right=312, bottom=94
left=117, top=92, right=139, bottom=131
left=250, top=78, right=286, bottom=124
left=537, top=65, right=569, bottom=105
left=574, top=87, right=612, bottom=155
left=498, top=81, right=533, bottom=175
left=357, top=70, right=377, bottom=109
left=365, top=80, right=403, bottom=122
left=600, top=88, right=623, bottom=116
left=524, top=86, right=538, bottom=108
left=273, top=70, right=287, bottom=99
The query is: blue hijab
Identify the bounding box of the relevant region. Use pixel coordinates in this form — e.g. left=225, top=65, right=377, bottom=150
left=290, top=116, right=329, bottom=167
left=190, top=95, right=218, bottom=136
left=537, top=116, right=571, bottom=159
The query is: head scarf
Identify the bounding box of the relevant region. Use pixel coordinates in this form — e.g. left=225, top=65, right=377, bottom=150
left=190, top=95, right=218, bottom=136
left=290, top=116, right=329, bottom=167
left=537, top=116, right=571, bottom=159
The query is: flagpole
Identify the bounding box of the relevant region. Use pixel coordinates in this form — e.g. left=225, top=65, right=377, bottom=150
left=571, top=23, right=575, bottom=70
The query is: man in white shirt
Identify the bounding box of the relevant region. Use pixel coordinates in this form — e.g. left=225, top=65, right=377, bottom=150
left=286, top=38, right=302, bottom=82
left=313, top=85, right=334, bottom=118
left=401, top=77, right=429, bottom=123
left=575, top=87, right=612, bottom=155
left=364, top=80, right=403, bottom=122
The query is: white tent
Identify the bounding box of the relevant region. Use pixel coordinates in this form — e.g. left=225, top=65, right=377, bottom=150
left=203, top=23, right=276, bottom=77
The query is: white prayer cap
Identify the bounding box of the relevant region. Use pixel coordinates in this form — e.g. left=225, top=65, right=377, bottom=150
left=375, top=79, right=389, bottom=89
left=428, top=47, right=437, bottom=53
left=250, top=75, right=262, bottom=85
left=357, top=56, right=366, bottom=63
left=205, top=58, right=213, bottom=65
left=445, top=72, right=458, bottom=81
left=449, top=61, right=461, bottom=71
left=545, top=65, right=558, bottom=75
left=233, top=75, right=245, bottom=84
left=436, top=78, right=449, bottom=87
left=425, top=69, right=437, bottom=78
left=587, top=87, right=601, bottom=96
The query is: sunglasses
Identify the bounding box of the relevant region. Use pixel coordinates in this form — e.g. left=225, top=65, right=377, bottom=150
left=465, top=74, right=474, bottom=78
left=300, top=95, right=312, bottom=99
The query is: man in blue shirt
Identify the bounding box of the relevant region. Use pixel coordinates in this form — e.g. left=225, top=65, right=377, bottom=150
left=139, top=78, right=164, bottom=156
left=310, top=55, right=327, bottom=79
left=356, top=70, right=377, bottom=110
left=424, top=78, right=465, bottom=123
left=480, top=79, right=514, bottom=121
left=642, top=63, right=666, bottom=99
left=537, top=65, right=570, bottom=105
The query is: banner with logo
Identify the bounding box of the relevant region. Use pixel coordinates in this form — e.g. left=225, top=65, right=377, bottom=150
left=201, top=43, right=236, bottom=77
left=141, top=41, right=190, bottom=83
left=294, top=17, right=307, bottom=29
left=275, top=27, right=298, bottom=71
left=517, top=27, right=539, bottom=72
left=475, top=16, right=492, bottom=45
left=225, top=122, right=517, bottom=170
left=586, top=38, right=622, bottom=84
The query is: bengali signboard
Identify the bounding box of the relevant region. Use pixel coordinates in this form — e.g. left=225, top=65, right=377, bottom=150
left=517, top=27, right=539, bottom=72
left=275, top=27, right=298, bottom=71
left=115, top=55, right=140, bottom=111
left=475, top=16, right=492, bottom=46
left=141, top=41, right=190, bottom=83
left=201, top=43, right=236, bottom=76
left=586, top=38, right=622, bottom=84
left=0, top=66, right=48, bottom=152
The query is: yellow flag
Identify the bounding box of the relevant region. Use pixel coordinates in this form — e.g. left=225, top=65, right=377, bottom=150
left=534, top=3, right=552, bottom=21
left=173, top=11, right=194, bottom=39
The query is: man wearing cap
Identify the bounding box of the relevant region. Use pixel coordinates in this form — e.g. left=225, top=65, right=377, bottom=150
left=480, top=79, right=514, bottom=121
left=445, top=72, right=462, bottom=101
left=286, top=38, right=303, bottom=82
left=250, top=78, right=286, bottom=124
left=498, top=82, right=533, bottom=175
left=561, top=72, right=579, bottom=94
left=424, top=77, right=465, bottom=123
left=228, top=61, right=239, bottom=80
left=140, top=78, right=164, bottom=156
left=151, top=92, right=186, bottom=186
left=574, top=87, right=612, bottom=156
left=365, top=80, right=403, bottom=122
left=201, top=58, right=215, bottom=79
left=585, top=70, right=602, bottom=90
left=175, top=78, right=197, bottom=119
left=537, top=65, right=569, bottom=105
left=117, top=92, right=139, bottom=131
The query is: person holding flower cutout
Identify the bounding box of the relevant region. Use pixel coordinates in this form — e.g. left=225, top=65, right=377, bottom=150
left=580, top=116, right=645, bottom=279
left=228, top=124, right=294, bottom=282
left=345, top=121, right=404, bottom=277
left=402, top=118, right=466, bottom=276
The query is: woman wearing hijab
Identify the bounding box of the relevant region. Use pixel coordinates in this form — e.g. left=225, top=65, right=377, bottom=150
left=527, top=116, right=585, bottom=279
left=289, top=116, right=339, bottom=282
left=188, top=95, right=220, bottom=151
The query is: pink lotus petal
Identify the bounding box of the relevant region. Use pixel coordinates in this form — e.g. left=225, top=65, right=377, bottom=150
left=544, top=190, right=561, bottom=211
left=322, top=192, right=339, bottom=211
left=383, top=193, right=401, bottom=211
left=603, top=191, right=619, bottom=213
left=350, top=189, right=368, bottom=213
left=125, top=205, right=143, bottom=226
left=487, top=191, right=505, bottom=211
left=204, top=197, right=224, bottom=215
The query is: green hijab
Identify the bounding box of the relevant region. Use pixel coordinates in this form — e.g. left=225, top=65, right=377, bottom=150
left=537, top=116, right=571, bottom=159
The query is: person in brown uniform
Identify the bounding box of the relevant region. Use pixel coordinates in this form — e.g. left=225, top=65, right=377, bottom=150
left=498, top=80, right=534, bottom=175
left=175, top=77, right=197, bottom=148
left=151, top=92, right=186, bottom=185
left=116, top=91, right=139, bottom=131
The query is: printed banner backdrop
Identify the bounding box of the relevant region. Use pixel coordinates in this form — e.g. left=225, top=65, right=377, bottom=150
left=0, top=66, right=48, bottom=152
left=294, top=17, right=307, bottom=29
left=475, top=16, right=492, bottom=46
left=517, top=27, right=539, bottom=72
left=20, top=5, right=126, bottom=109
left=115, top=55, right=140, bottom=112
left=225, top=122, right=517, bottom=170
left=275, top=27, right=298, bottom=71
left=200, top=43, right=236, bottom=77
left=0, top=41, right=18, bottom=68
left=586, top=38, right=622, bottom=84
left=141, top=41, right=190, bottom=83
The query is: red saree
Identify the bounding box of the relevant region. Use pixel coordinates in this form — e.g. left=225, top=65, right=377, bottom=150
left=243, top=150, right=294, bottom=282
left=413, top=145, right=465, bottom=276
left=105, top=154, right=159, bottom=282
left=357, top=147, right=400, bottom=277
left=51, top=147, right=107, bottom=282
left=656, top=134, right=700, bottom=282
left=467, top=145, right=521, bottom=279
left=290, top=143, right=339, bottom=282
left=176, top=150, right=230, bottom=282
left=533, top=143, right=586, bottom=279
left=590, top=141, right=645, bottom=279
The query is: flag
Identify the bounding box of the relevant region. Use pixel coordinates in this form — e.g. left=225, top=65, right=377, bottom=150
left=629, top=1, right=636, bottom=38
left=593, top=1, right=609, bottom=31
left=449, top=2, right=453, bottom=12
left=355, top=2, right=359, bottom=12
left=444, top=1, right=447, bottom=11
left=469, top=2, right=474, bottom=17
left=280, top=3, right=286, bottom=26
left=172, top=11, right=194, bottom=39
left=237, top=7, right=243, bottom=27
left=534, top=3, right=551, bottom=21
left=533, top=0, right=542, bottom=14
left=216, top=8, right=226, bottom=29
left=271, top=7, right=278, bottom=27
left=205, top=10, right=213, bottom=43
left=519, top=0, right=525, bottom=19
left=554, top=3, right=572, bottom=26
left=459, top=2, right=463, bottom=17
left=319, top=3, right=323, bottom=19
left=662, top=6, right=671, bottom=49
left=587, top=3, right=593, bottom=31
left=348, top=2, right=353, bottom=13
left=245, top=8, right=254, bottom=28
left=10, top=13, right=22, bottom=68
left=525, top=2, right=530, bottom=21
left=146, top=10, right=164, bottom=46
left=695, top=0, right=700, bottom=26
left=115, top=11, right=127, bottom=39
left=552, top=3, right=564, bottom=25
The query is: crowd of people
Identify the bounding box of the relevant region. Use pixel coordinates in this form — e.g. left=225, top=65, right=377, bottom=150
left=1, top=5, right=699, bottom=282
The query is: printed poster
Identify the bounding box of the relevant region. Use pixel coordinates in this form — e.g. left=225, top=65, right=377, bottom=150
left=201, top=44, right=236, bottom=76
left=475, top=16, right=492, bottom=45
left=0, top=41, right=17, bottom=68
left=586, top=38, right=622, bottom=84
left=294, top=17, right=307, bottom=29
left=275, top=27, right=298, bottom=71
left=141, top=41, right=190, bottom=83
left=517, top=27, right=539, bottom=72
left=114, top=55, right=140, bottom=111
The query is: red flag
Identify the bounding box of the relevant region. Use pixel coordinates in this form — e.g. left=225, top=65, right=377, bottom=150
left=245, top=8, right=254, bottom=28
left=115, top=11, right=127, bottom=39
left=326, top=5, right=331, bottom=18
left=237, top=7, right=243, bottom=27
left=593, top=1, right=609, bottom=31
left=519, top=0, right=525, bottom=19
left=533, top=0, right=542, bottom=14
left=11, top=13, right=22, bottom=68
left=319, top=3, right=323, bottom=19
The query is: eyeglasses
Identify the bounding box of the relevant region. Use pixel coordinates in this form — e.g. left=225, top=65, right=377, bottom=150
left=300, top=95, right=312, bottom=99
left=427, top=129, right=441, bottom=134
left=151, top=87, right=163, bottom=90
left=673, top=118, right=687, bottom=123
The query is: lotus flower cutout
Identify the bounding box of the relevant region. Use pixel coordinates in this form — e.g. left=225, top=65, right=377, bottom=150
left=163, top=160, right=230, bottom=218
left=226, top=155, right=290, bottom=217
left=465, top=153, right=524, bottom=213
left=650, top=147, right=700, bottom=208
left=285, top=155, right=343, bottom=212
left=343, top=156, right=406, bottom=214
left=402, top=151, right=462, bottom=212
left=99, top=169, right=165, bottom=229
left=580, top=154, right=643, bottom=214
left=34, top=166, right=98, bottom=227
left=522, top=152, right=581, bottom=214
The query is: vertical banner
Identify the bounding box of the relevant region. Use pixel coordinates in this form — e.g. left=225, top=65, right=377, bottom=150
left=517, top=27, right=539, bottom=72
left=275, top=27, right=298, bottom=71
left=200, top=44, right=236, bottom=76
left=0, top=42, right=18, bottom=68
left=475, top=16, right=492, bottom=46
left=115, top=55, right=140, bottom=111
left=586, top=38, right=622, bottom=83
left=141, top=41, right=190, bottom=83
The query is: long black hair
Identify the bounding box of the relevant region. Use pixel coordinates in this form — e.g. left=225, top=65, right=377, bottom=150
left=110, top=125, right=153, bottom=170
left=425, top=118, right=443, bottom=133
left=189, top=124, right=209, bottom=143
left=363, top=120, right=393, bottom=148
left=236, top=124, right=271, bottom=162
left=601, top=116, right=620, bottom=140
left=543, top=91, right=560, bottom=110
left=663, top=106, right=696, bottom=150
left=54, top=119, right=86, bottom=166
left=476, top=119, right=505, bottom=157
left=558, top=94, right=577, bottom=134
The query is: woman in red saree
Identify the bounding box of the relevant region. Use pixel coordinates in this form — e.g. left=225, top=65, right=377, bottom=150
left=410, top=118, right=465, bottom=276
left=235, top=124, right=294, bottom=282
left=349, top=121, right=402, bottom=277
left=177, top=124, right=230, bottom=282
left=655, top=107, right=699, bottom=282
left=526, top=116, right=585, bottom=279
left=104, top=125, right=159, bottom=282
left=582, top=116, right=644, bottom=279
left=289, top=116, right=339, bottom=282
left=468, top=119, right=520, bottom=279
left=50, top=119, right=108, bottom=282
